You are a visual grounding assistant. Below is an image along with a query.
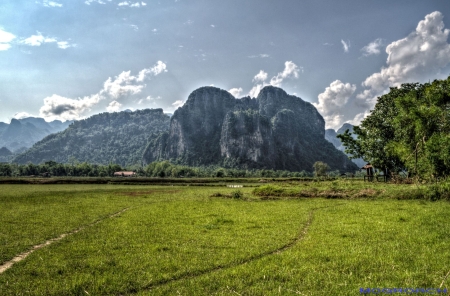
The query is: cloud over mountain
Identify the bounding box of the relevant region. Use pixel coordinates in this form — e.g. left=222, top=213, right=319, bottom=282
left=39, top=61, right=168, bottom=121
left=357, top=11, right=450, bottom=108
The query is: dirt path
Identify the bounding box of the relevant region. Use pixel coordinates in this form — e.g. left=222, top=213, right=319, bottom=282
left=0, top=207, right=129, bottom=274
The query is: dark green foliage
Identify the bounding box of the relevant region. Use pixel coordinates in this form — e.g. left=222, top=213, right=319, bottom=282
left=0, top=161, right=123, bottom=177
left=230, top=190, right=243, bottom=199
left=338, top=77, right=450, bottom=180
left=144, top=160, right=313, bottom=178
left=13, top=109, right=170, bottom=167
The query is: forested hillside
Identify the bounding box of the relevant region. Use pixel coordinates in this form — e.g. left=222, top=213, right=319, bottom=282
left=14, top=109, right=170, bottom=166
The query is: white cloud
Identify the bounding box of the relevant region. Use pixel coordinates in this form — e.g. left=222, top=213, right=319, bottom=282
left=0, top=43, right=12, bottom=51
left=39, top=61, right=168, bottom=121
left=248, top=54, right=270, bottom=58
left=314, top=80, right=356, bottom=129
left=253, top=70, right=268, bottom=83
left=13, top=112, right=34, bottom=119
left=247, top=62, right=301, bottom=97
left=211, top=24, right=215, bottom=28
left=106, top=101, right=122, bottom=112
left=269, top=61, right=300, bottom=87
left=138, top=95, right=161, bottom=104
left=356, top=11, right=450, bottom=108
left=21, top=33, right=56, bottom=46
left=172, top=100, right=184, bottom=109
left=341, top=39, right=350, bottom=53
left=361, top=38, right=383, bottom=56
left=248, top=84, right=265, bottom=98
left=228, top=87, right=243, bottom=98
left=103, top=62, right=167, bottom=99
left=42, top=0, right=63, bottom=7
left=347, top=111, right=370, bottom=127
left=118, top=1, right=146, bottom=7
left=0, top=28, right=15, bottom=50
left=20, top=32, right=75, bottom=49
left=85, top=0, right=111, bottom=4
left=39, top=94, right=103, bottom=121
left=57, top=41, right=76, bottom=49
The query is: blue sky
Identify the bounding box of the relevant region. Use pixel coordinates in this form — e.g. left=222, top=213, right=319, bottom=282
left=1, top=0, right=450, bottom=129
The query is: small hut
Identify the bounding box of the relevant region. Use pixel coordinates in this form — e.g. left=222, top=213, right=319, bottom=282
left=361, top=163, right=374, bottom=182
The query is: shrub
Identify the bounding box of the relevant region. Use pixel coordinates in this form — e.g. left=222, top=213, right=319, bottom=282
left=231, top=190, right=243, bottom=199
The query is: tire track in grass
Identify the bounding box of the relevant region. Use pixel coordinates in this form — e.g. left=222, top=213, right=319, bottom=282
left=128, top=204, right=346, bottom=294
left=0, top=207, right=130, bottom=274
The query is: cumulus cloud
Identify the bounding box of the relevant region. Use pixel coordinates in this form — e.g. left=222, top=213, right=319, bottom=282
left=347, top=111, right=371, bottom=126
left=270, top=61, right=300, bottom=87
left=247, top=62, right=301, bottom=97
left=106, top=101, right=122, bottom=112
left=39, top=61, right=168, bottom=120
left=341, top=39, right=350, bottom=53
left=228, top=87, right=243, bottom=98
left=103, top=61, right=167, bottom=99
left=314, top=80, right=356, bottom=129
left=252, top=70, right=268, bottom=83
left=356, top=11, right=450, bottom=108
left=361, top=38, right=383, bottom=56
left=40, top=94, right=103, bottom=121
left=0, top=28, right=16, bottom=51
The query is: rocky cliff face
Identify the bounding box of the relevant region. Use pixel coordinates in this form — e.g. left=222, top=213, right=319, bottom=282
left=144, top=86, right=358, bottom=172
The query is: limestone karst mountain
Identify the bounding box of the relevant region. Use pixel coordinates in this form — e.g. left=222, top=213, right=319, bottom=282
left=144, top=86, right=358, bottom=172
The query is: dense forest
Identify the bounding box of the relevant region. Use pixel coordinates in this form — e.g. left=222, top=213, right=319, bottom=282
left=13, top=109, right=170, bottom=167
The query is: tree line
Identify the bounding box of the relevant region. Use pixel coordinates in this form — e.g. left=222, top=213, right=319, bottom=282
left=0, top=160, right=351, bottom=178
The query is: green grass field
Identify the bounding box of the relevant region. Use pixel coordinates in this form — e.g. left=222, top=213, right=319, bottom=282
left=0, top=182, right=449, bottom=295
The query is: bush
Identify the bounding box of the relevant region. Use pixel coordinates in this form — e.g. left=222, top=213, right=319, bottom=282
left=231, top=190, right=243, bottom=199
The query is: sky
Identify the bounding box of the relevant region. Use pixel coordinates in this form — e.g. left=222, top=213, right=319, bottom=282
left=1, top=0, right=450, bottom=130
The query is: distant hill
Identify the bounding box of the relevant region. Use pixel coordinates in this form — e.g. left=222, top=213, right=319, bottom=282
left=325, top=123, right=365, bottom=168
left=13, top=109, right=170, bottom=166
left=0, top=147, right=13, bottom=163
left=0, top=117, right=72, bottom=152
left=144, top=86, right=358, bottom=173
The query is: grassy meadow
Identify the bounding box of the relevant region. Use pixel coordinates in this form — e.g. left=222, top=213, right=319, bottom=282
left=0, top=181, right=449, bottom=295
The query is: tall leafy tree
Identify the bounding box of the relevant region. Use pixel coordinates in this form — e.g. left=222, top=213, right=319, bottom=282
left=339, top=77, right=450, bottom=179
